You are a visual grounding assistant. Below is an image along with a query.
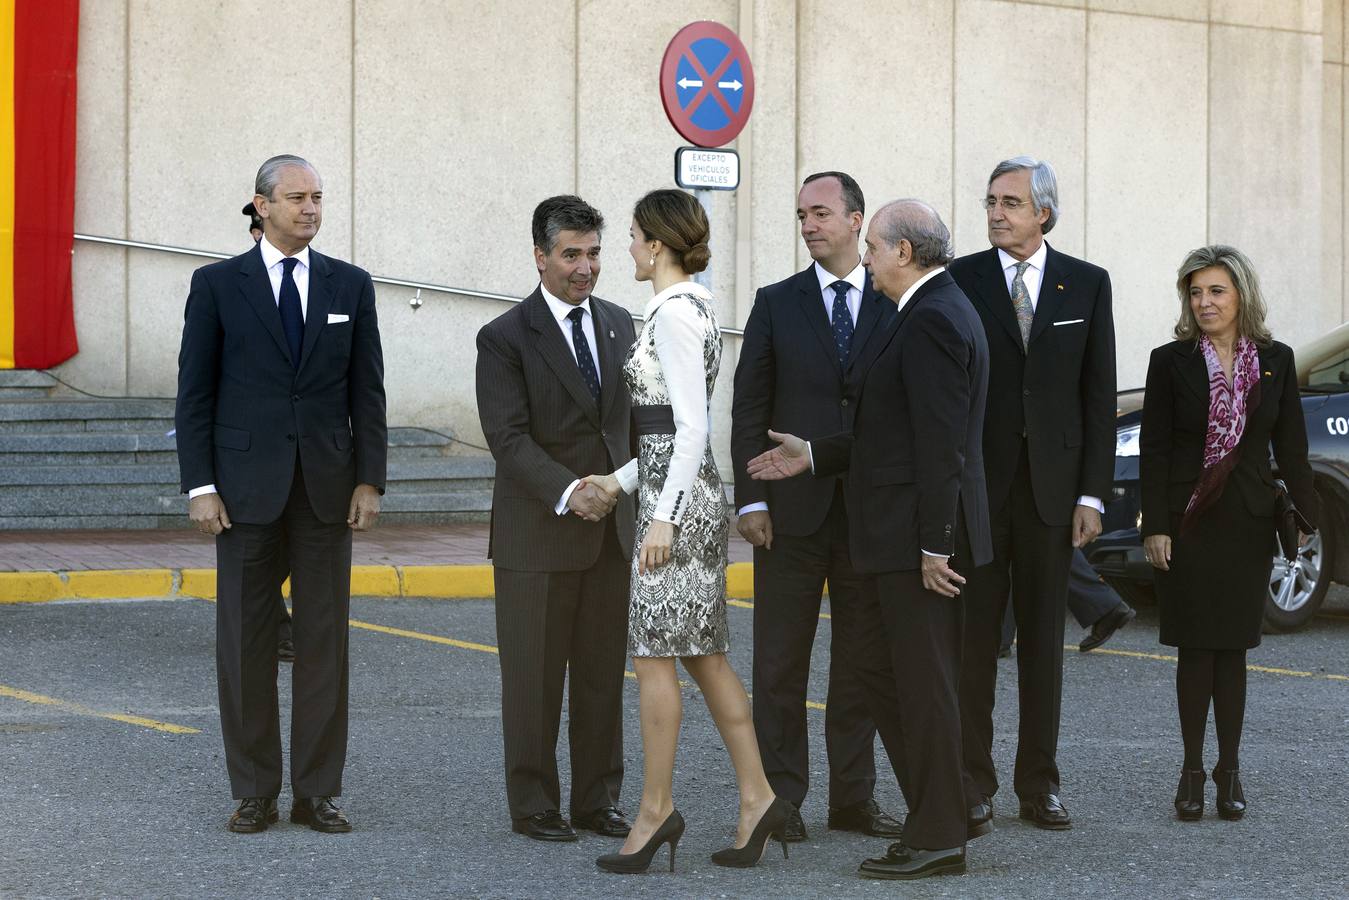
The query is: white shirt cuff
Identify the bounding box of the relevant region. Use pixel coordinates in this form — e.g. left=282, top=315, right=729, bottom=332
left=556, top=479, right=581, bottom=516
left=614, top=458, right=639, bottom=495
left=921, top=549, right=947, bottom=558
left=806, top=441, right=816, bottom=473
left=188, top=484, right=217, bottom=499
left=737, top=501, right=769, bottom=516
left=1076, top=495, right=1105, bottom=514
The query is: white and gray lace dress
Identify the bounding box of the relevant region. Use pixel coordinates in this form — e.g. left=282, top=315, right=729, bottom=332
left=612, top=282, right=729, bottom=658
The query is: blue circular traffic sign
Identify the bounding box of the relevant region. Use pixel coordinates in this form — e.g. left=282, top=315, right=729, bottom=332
left=660, top=21, right=755, bottom=148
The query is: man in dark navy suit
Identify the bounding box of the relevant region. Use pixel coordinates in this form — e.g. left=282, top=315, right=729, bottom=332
left=177, top=154, right=387, bottom=835
left=731, top=172, right=900, bottom=842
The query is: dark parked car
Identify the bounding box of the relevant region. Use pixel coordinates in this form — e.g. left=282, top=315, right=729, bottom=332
left=1088, top=323, right=1349, bottom=632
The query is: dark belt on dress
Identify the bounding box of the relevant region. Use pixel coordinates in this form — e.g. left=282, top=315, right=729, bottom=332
left=632, top=404, right=675, bottom=435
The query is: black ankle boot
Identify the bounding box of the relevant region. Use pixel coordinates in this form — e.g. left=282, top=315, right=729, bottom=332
left=1173, top=769, right=1206, bottom=821
left=1213, top=769, right=1246, bottom=821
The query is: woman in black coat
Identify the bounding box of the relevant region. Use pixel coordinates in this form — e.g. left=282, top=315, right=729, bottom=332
left=1139, top=244, right=1317, bottom=822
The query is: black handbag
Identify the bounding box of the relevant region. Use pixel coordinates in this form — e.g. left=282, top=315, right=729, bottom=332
left=1273, top=480, right=1313, bottom=563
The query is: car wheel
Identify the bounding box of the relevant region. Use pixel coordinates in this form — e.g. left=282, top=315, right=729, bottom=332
left=1263, top=515, right=1333, bottom=633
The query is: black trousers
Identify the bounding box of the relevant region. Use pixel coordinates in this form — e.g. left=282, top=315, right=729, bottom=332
left=840, top=566, right=967, bottom=850
left=215, top=461, right=352, bottom=800
left=961, top=444, right=1074, bottom=801
left=751, top=483, right=877, bottom=810
left=493, top=521, right=629, bottom=820
left=1000, top=547, right=1123, bottom=648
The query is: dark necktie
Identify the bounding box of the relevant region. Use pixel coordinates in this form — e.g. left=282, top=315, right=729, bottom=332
left=830, top=280, right=855, bottom=368
left=567, top=307, right=601, bottom=405
left=279, top=257, right=304, bottom=370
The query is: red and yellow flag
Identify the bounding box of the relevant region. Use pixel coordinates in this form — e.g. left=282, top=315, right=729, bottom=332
left=0, top=0, right=78, bottom=369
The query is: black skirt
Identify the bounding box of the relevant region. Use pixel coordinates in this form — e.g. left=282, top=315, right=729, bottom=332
left=1155, top=483, right=1275, bottom=650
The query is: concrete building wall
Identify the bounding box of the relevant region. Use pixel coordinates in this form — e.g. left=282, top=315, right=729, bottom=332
left=62, top=0, right=1348, bottom=473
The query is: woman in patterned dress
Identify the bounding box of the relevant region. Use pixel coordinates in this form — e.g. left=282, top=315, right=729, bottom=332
left=588, top=189, right=791, bottom=874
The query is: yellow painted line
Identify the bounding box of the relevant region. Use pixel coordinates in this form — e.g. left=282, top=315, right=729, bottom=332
left=66, top=569, right=173, bottom=599
left=0, top=683, right=199, bottom=735
left=1071, top=644, right=1349, bottom=684
left=402, top=564, right=495, bottom=598
left=726, top=562, right=753, bottom=599
left=348, top=617, right=498, bottom=654
left=0, top=571, right=63, bottom=603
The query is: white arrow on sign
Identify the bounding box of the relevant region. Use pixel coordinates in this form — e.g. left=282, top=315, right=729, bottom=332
left=718, top=79, right=742, bottom=91
left=677, top=77, right=702, bottom=89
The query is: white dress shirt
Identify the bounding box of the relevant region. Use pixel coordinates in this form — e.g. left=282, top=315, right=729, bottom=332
left=997, top=241, right=1046, bottom=312
left=815, top=258, right=865, bottom=328
left=735, top=260, right=867, bottom=519
left=188, top=237, right=313, bottom=500
left=544, top=284, right=606, bottom=516
left=996, top=242, right=1103, bottom=515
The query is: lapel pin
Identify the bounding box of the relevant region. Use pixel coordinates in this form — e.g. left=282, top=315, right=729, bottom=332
left=1264, top=370, right=1273, bottom=376
left=1056, top=284, right=1065, bottom=291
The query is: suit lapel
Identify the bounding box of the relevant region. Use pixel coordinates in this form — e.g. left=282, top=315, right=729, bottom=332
left=527, top=289, right=601, bottom=426
left=1172, top=341, right=1210, bottom=404
left=237, top=244, right=294, bottom=366
left=1027, top=244, right=1068, bottom=348
left=845, top=271, right=889, bottom=370
left=297, top=250, right=335, bottom=376
left=591, top=297, right=623, bottom=423
left=793, top=267, right=841, bottom=375
left=967, top=248, right=1023, bottom=349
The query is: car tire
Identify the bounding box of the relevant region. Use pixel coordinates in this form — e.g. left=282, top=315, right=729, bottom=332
left=1263, top=513, right=1333, bottom=634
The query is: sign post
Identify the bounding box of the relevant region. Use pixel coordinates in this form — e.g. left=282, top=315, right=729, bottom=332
left=659, top=21, right=754, bottom=286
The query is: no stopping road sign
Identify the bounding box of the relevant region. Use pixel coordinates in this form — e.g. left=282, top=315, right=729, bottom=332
left=660, top=21, right=755, bottom=148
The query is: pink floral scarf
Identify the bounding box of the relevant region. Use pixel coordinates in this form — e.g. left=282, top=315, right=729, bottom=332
left=1181, top=334, right=1261, bottom=534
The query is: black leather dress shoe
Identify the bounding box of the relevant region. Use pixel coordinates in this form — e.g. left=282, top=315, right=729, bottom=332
left=828, top=799, right=904, bottom=838
left=290, top=796, right=352, bottom=833
left=228, top=797, right=278, bottom=833
left=511, top=810, right=578, bottom=842
left=858, top=843, right=966, bottom=880
left=1019, top=794, right=1071, bottom=830
left=572, top=806, right=630, bottom=837
left=277, top=637, right=296, bottom=662
left=967, top=796, right=993, bottom=839
left=782, top=804, right=808, bottom=842
left=1079, top=602, right=1136, bottom=652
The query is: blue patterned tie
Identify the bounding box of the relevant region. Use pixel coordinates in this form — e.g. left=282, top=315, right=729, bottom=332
left=568, top=307, right=601, bottom=405
left=830, top=280, right=855, bottom=368
left=279, top=257, right=304, bottom=370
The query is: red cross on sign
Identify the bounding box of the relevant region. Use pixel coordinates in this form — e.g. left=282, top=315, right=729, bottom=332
left=659, top=21, right=755, bottom=148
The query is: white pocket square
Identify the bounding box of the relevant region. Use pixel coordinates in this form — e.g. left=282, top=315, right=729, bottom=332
left=1052, top=318, right=1084, bottom=326
left=327, top=313, right=350, bottom=324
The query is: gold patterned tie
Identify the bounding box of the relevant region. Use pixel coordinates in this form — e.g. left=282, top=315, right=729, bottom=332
left=1011, top=261, right=1033, bottom=349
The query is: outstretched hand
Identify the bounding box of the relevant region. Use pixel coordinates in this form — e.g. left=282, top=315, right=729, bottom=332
left=746, top=430, right=810, bottom=481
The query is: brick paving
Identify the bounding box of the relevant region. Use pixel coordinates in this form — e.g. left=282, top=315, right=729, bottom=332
left=0, top=523, right=754, bottom=571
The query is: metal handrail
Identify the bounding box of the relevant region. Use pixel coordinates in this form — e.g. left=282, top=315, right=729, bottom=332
left=73, top=233, right=745, bottom=338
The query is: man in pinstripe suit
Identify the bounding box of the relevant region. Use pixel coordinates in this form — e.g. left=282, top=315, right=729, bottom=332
left=475, top=195, right=637, bottom=842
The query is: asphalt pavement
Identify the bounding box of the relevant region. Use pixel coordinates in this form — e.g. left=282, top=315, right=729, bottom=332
left=2, top=587, right=1347, bottom=899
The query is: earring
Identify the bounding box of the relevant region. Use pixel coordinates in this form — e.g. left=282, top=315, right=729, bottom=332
left=649, top=254, right=655, bottom=266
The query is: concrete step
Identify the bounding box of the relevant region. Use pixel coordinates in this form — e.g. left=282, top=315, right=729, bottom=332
left=0, top=488, right=493, bottom=527
left=0, top=458, right=495, bottom=488
left=0, top=370, right=59, bottom=400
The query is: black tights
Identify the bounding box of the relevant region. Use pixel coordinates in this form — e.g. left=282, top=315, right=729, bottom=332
left=1176, top=647, right=1247, bottom=771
